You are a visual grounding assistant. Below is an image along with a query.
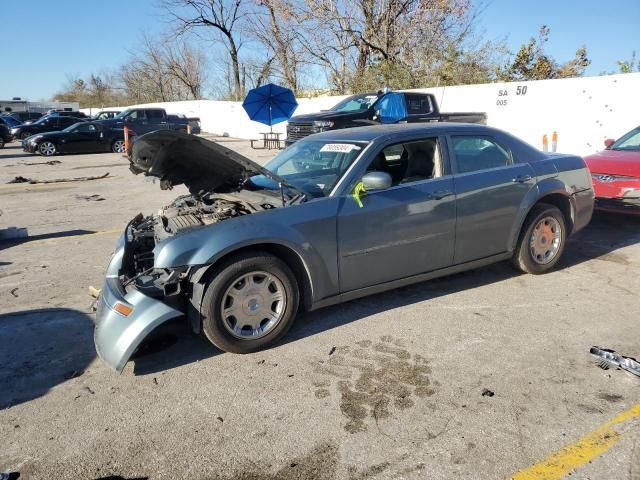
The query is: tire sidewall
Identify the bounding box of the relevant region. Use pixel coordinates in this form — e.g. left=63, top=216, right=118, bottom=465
left=517, top=205, right=567, bottom=274
left=201, top=254, right=300, bottom=353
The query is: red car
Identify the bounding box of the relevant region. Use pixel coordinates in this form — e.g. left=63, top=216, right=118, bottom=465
left=584, top=126, right=640, bottom=214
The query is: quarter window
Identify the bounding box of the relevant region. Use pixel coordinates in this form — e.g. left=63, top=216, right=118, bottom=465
left=451, top=136, right=513, bottom=173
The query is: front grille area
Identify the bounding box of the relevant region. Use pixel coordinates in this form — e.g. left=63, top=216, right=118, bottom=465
left=286, top=122, right=317, bottom=141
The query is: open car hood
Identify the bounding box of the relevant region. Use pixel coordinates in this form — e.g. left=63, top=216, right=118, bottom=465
left=129, top=130, right=287, bottom=194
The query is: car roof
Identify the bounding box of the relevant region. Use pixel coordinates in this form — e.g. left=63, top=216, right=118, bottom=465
left=305, top=122, right=500, bottom=143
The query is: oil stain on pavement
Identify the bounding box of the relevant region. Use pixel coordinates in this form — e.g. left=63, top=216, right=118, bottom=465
left=313, top=335, right=434, bottom=433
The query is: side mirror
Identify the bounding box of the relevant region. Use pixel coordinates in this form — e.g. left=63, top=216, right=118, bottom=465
left=604, top=138, right=615, bottom=149
left=361, top=171, right=392, bottom=191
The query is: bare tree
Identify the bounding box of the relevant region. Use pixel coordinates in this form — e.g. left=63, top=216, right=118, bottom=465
left=162, top=0, right=247, bottom=99
left=165, top=42, right=209, bottom=99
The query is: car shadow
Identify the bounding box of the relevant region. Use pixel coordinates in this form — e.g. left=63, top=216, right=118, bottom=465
left=131, top=320, right=218, bottom=375
left=0, top=229, right=97, bottom=250
left=124, top=211, right=640, bottom=373
left=0, top=308, right=95, bottom=409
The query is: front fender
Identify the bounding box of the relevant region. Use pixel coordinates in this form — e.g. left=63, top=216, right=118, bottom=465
left=153, top=199, right=341, bottom=304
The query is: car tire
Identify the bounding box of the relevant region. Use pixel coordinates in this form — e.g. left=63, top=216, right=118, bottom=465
left=201, top=252, right=300, bottom=354
left=19, top=132, right=31, bottom=140
left=512, top=203, right=567, bottom=274
left=38, top=141, right=57, bottom=156
left=112, top=139, right=126, bottom=153
left=0, top=138, right=4, bottom=149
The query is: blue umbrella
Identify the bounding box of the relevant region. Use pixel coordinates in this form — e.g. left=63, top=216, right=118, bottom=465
left=242, top=83, right=298, bottom=131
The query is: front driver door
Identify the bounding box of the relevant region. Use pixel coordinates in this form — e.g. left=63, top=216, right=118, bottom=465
left=337, top=136, right=456, bottom=293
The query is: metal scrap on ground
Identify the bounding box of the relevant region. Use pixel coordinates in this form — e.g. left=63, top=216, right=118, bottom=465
left=591, top=346, right=640, bottom=377
left=7, top=173, right=110, bottom=184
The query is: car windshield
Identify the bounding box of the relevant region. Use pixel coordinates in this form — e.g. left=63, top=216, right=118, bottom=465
left=611, top=127, right=640, bottom=152
left=330, top=94, right=380, bottom=112
left=250, top=140, right=366, bottom=198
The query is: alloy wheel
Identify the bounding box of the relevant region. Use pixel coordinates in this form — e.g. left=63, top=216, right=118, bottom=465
left=39, top=142, right=56, bottom=156
left=112, top=140, right=125, bottom=153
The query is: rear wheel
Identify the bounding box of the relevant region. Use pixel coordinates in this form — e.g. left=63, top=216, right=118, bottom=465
left=38, top=141, right=57, bottom=156
left=512, top=204, right=567, bottom=274
left=112, top=139, right=125, bottom=153
left=201, top=252, right=299, bottom=353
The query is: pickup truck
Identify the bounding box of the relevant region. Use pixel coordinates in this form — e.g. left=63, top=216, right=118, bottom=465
left=285, top=91, right=486, bottom=145
left=96, top=107, right=190, bottom=136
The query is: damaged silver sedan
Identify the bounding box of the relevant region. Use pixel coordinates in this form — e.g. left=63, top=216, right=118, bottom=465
left=95, top=125, right=594, bottom=372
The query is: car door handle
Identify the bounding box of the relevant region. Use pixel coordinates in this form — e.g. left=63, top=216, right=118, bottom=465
left=512, top=175, right=532, bottom=183
left=427, top=190, right=453, bottom=200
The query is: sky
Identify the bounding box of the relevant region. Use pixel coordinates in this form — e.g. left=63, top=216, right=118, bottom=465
left=1, top=0, right=638, bottom=101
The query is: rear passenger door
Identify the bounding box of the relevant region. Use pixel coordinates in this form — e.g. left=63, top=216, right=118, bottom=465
left=450, top=134, right=535, bottom=264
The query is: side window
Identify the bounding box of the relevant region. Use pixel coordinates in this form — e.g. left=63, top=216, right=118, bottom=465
left=405, top=94, right=432, bottom=115
left=451, top=136, right=512, bottom=174
left=147, top=109, right=164, bottom=120
left=366, top=138, right=441, bottom=185
left=125, top=110, right=143, bottom=121
left=75, top=123, right=97, bottom=133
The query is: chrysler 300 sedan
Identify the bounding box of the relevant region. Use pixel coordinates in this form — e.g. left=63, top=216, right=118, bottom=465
left=95, top=124, right=594, bottom=372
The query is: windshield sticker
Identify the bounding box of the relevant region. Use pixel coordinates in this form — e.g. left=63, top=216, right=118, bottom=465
left=320, top=144, right=361, bottom=153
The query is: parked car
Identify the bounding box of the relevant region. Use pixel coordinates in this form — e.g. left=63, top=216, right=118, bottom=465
left=0, top=115, right=22, bottom=129
left=0, top=123, right=12, bottom=148
left=92, top=110, right=122, bottom=121
left=10, top=115, right=85, bottom=140
left=168, top=114, right=201, bottom=134
left=94, top=124, right=594, bottom=372
left=5, top=111, right=42, bottom=123
left=22, top=121, right=125, bottom=156
left=46, top=110, right=88, bottom=119
left=285, top=91, right=487, bottom=145
left=96, top=108, right=190, bottom=136
left=584, top=127, right=640, bottom=215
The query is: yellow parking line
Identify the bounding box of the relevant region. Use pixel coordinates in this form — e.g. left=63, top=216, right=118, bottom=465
left=511, top=403, right=640, bottom=479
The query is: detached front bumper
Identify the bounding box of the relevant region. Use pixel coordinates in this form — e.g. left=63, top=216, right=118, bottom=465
left=94, top=236, right=183, bottom=373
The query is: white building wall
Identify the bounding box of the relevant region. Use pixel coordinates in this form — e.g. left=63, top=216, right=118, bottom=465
left=82, top=73, right=640, bottom=156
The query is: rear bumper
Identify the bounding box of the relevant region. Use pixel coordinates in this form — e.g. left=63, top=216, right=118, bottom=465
left=94, top=236, right=183, bottom=373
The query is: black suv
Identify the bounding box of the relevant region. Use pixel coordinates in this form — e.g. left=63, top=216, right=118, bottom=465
left=6, top=111, right=43, bottom=123
left=10, top=115, right=85, bottom=140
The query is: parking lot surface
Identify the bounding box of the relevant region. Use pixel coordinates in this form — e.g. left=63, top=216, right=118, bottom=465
left=0, top=139, right=639, bottom=479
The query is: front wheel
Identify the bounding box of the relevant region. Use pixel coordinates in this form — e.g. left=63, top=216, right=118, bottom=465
left=0, top=138, right=4, bottom=149
left=38, top=141, right=57, bottom=156
left=201, top=252, right=299, bottom=353
left=512, top=204, right=567, bottom=274
left=19, top=131, right=31, bottom=140
left=112, top=139, right=125, bottom=153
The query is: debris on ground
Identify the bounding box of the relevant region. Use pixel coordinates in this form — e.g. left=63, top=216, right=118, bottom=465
left=590, top=346, right=640, bottom=377
left=481, top=388, right=495, bottom=397
left=88, top=286, right=102, bottom=298
left=0, top=227, right=28, bottom=240
left=7, top=172, right=110, bottom=184
left=20, top=160, right=62, bottom=166
left=76, top=194, right=106, bottom=202
left=0, top=472, right=20, bottom=480
left=10, top=288, right=18, bottom=298
left=329, top=346, right=336, bottom=356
